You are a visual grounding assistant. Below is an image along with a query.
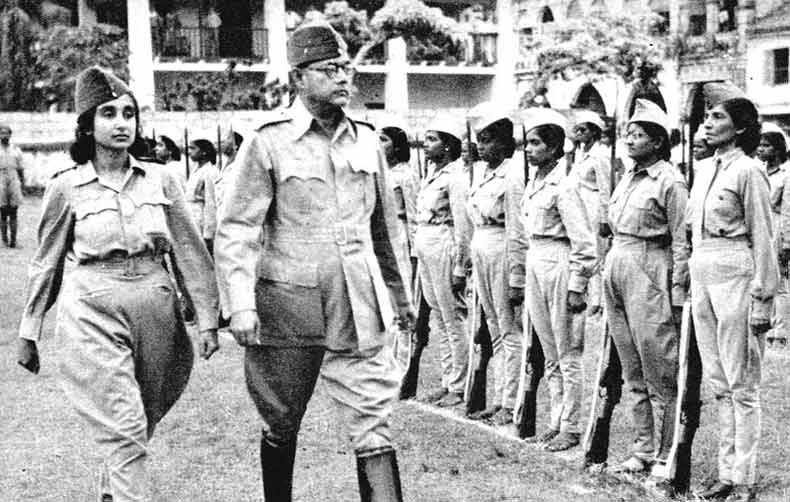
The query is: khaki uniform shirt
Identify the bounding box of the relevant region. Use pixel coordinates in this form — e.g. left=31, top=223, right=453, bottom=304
left=467, top=156, right=525, bottom=288
left=390, top=161, right=420, bottom=258
left=570, top=142, right=612, bottom=224
left=520, top=162, right=597, bottom=293
left=689, top=149, right=777, bottom=309
left=19, top=157, right=219, bottom=340
left=0, top=143, right=24, bottom=206
left=185, top=162, right=219, bottom=240
left=609, top=159, right=690, bottom=305
left=416, top=158, right=472, bottom=276
left=214, top=100, right=410, bottom=352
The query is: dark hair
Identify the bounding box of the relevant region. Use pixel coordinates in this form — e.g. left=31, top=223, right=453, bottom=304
left=382, top=126, right=411, bottom=163
left=531, top=124, right=566, bottom=160
left=580, top=122, right=602, bottom=143
left=232, top=131, right=244, bottom=148
left=159, top=135, right=181, bottom=161
left=69, top=98, right=148, bottom=164
left=632, top=121, right=671, bottom=161
left=480, top=118, right=516, bottom=158
left=191, top=139, right=217, bottom=164
left=436, top=131, right=462, bottom=161
left=720, top=97, right=761, bottom=155
left=762, top=131, right=788, bottom=164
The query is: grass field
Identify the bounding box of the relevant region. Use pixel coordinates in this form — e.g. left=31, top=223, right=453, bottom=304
left=2, top=196, right=789, bottom=501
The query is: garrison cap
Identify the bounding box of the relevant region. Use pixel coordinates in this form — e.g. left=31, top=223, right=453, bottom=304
left=629, top=98, right=671, bottom=137
left=426, top=114, right=465, bottom=144
left=702, top=82, right=745, bottom=109
left=287, top=23, right=348, bottom=67
left=572, top=109, right=605, bottom=131
left=74, top=66, right=133, bottom=116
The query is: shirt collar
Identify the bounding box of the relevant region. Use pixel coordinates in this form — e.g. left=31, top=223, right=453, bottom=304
left=73, top=155, right=147, bottom=187
left=629, top=159, right=664, bottom=179
left=712, top=147, right=743, bottom=171
left=291, top=98, right=356, bottom=142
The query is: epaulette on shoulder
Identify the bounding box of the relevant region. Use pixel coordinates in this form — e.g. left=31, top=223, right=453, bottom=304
left=256, top=110, right=291, bottom=131
left=50, top=164, right=77, bottom=180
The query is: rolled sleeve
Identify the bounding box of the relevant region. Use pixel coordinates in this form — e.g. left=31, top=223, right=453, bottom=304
left=215, top=133, right=273, bottom=315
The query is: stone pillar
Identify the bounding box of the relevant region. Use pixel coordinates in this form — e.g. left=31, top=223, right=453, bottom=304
left=705, top=0, right=719, bottom=35
left=77, top=0, right=96, bottom=26
left=384, top=37, right=408, bottom=112
left=736, top=0, right=756, bottom=54
left=670, top=0, right=689, bottom=37
left=265, top=0, right=289, bottom=83
left=492, top=0, right=517, bottom=108
left=127, top=0, right=156, bottom=111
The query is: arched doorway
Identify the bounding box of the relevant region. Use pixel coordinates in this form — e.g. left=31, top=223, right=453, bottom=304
left=570, top=82, right=607, bottom=115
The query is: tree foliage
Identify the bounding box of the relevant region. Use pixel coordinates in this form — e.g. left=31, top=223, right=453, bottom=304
left=34, top=23, right=128, bottom=111
left=0, top=6, right=37, bottom=110
left=528, top=9, right=667, bottom=89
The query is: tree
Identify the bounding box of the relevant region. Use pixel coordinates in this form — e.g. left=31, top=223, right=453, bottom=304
left=0, top=4, right=37, bottom=110
left=34, top=23, right=129, bottom=111
left=524, top=8, right=667, bottom=101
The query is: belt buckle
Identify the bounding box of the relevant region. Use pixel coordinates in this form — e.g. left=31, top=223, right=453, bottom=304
left=335, top=224, right=348, bottom=245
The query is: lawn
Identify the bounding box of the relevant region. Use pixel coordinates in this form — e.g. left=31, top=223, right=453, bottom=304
left=1, top=195, right=789, bottom=501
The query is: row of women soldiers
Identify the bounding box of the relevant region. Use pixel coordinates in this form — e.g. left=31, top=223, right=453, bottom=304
left=383, top=81, right=783, bottom=502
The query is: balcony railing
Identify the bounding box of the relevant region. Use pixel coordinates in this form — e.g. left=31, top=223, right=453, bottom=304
left=401, top=32, right=497, bottom=67
left=153, top=27, right=268, bottom=63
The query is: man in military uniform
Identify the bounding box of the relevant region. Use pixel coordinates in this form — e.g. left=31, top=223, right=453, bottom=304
left=215, top=23, right=413, bottom=502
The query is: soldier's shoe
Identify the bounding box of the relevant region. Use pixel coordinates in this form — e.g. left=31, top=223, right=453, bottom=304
left=524, top=428, right=558, bottom=444
left=467, top=405, right=501, bottom=420
left=723, top=485, right=756, bottom=502
left=491, top=407, right=514, bottom=425
left=436, top=391, right=464, bottom=407
left=420, top=387, right=448, bottom=404
left=544, top=431, right=580, bottom=452
left=644, top=476, right=676, bottom=499
left=697, top=480, right=734, bottom=500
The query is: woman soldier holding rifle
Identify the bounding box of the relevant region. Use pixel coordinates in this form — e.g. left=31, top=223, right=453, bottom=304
left=688, top=89, right=775, bottom=502
left=515, top=108, right=597, bottom=451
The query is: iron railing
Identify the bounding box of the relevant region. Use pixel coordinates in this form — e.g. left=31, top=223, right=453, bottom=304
left=153, top=27, right=268, bottom=62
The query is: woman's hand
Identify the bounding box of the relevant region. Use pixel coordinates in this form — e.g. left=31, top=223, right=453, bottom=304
left=508, top=287, right=524, bottom=308
left=230, top=310, right=259, bottom=346
left=199, top=329, right=220, bottom=359
left=750, top=300, right=772, bottom=335
left=17, top=339, right=40, bottom=374
left=567, top=291, right=587, bottom=314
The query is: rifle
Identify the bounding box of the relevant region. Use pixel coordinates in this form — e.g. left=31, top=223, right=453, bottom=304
left=465, top=287, right=492, bottom=415
left=399, top=269, right=430, bottom=400
left=514, top=317, right=545, bottom=438
left=184, top=128, right=191, bottom=180
left=582, top=317, right=623, bottom=467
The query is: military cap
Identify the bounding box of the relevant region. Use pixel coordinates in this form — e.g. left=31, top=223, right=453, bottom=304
left=74, top=66, right=133, bottom=116
left=702, top=82, right=746, bottom=109
left=468, top=102, right=513, bottom=136
left=426, top=114, right=465, bottom=144
left=287, top=23, right=348, bottom=67
left=520, top=107, right=568, bottom=135
left=629, top=98, right=671, bottom=137
left=572, top=109, right=605, bottom=131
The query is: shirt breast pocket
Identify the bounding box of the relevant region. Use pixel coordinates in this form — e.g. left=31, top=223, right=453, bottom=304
left=710, top=188, right=742, bottom=227
left=73, top=194, right=120, bottom=252
left=279, top=162, right=330, bottom=215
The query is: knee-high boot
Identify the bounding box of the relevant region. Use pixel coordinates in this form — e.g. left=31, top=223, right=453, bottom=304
left=260, top=437, right=297, bottom=502
left=356, top=449, right=403, bottom=502
left=0, top=211, right=7, bottom=246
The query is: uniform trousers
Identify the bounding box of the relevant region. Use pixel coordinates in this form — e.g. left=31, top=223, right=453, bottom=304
left=245, top=342, right=401, bottom=455
left=471, top=226, right=522, bottom=409
left=524, top=238, right=584, bottom=434
left=690, top=239, right=764, bottom=486
left=57, top=256, right=194, bottom=502
left=603, top=235, right=678, bottom=462
left=415, top=224, right=467, bottom=394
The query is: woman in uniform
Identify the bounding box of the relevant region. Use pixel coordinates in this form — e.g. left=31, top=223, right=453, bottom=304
left=689, top=95, right=775, bottom=502
left=185, top=138, right=219, bottom=255
left=467, top=110, right=524, bottom=424
left=604, top=99, right=689, bottom=475
left=16, top=66, right=219, bottom=502
left=517, top=109, right=597, bottom=451
left=569, top=110, right=612, bottom=314
left=414, top=115, right=471, bottom=407
left=153, top=134, right=186, bottom=188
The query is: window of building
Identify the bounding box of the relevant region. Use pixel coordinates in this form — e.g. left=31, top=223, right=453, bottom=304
left=540, top=6, right=554, bottom=23
left=566, top=0, right=582, bottom=19
left=690, top=14, right=706, bottom=36
left=650, top=11, right=670, bottom=35
left=773, top=48, right=790, bottom=85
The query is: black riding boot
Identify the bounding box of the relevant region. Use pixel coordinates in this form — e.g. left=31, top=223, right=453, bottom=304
left=0, top=209, right=7, bottom=246
left=260, top=437, right=297, bottom=502
left=8, top=212, right=17, bottom=248
left=356, top=449, right=403, bottom=502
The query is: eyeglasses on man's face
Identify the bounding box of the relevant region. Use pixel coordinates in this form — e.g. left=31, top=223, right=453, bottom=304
left=307, top=61, right=353, bottom=79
